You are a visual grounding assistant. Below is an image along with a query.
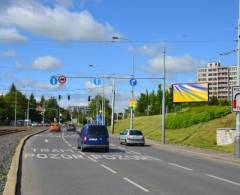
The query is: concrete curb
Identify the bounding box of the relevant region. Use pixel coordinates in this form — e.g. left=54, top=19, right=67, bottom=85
left=110, top=134, right=240, bottom=166
left=3, top=128, right=48, bottom=195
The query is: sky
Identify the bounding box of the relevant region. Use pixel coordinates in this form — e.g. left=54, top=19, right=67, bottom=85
left=0, top=0, right=238, bottom=111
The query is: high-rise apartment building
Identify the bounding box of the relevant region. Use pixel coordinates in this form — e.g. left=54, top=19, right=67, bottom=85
left=197, top=62, right=237, bottom=99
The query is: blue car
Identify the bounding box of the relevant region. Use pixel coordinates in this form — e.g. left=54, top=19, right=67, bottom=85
left=77, top=124, right=109, bottom=152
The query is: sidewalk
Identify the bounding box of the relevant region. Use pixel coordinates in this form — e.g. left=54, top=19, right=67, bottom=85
left=110, top=134, right=240, bottom=167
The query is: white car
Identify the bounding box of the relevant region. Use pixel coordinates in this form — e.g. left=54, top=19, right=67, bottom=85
left=119, top=129, right=145, bottom=146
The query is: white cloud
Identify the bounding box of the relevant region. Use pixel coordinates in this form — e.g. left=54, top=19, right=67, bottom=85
left=138, top=45, right=159, bottom=56
left=0, top=3, right=118, bottom=41
left=0, top=27, right=26, bottom=43
left=33, top=56, right=62, bottom=70
left=0, top=50, right=16, bottom=57
left=145, top=54, right=206, bottom=74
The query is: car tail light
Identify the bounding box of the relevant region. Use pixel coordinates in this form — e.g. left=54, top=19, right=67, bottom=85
left=84, top=136, right=87, bottom=142
left=128, top=135, right=133, bottom=140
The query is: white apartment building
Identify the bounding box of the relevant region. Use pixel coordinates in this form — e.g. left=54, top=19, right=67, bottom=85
left=197, top=62, right=237, bottom=99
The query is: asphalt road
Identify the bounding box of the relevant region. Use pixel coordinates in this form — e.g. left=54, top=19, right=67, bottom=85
left=21, top=129, right=240, bottom=195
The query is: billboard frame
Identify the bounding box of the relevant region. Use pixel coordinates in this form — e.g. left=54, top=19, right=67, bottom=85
left=172, top=82, right=209, bottom=103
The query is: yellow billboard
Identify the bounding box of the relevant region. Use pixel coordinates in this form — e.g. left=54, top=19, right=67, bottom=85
left=173, top=83, right=209, bottom=103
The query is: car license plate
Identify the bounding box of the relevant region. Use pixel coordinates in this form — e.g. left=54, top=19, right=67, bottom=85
left=89, top=138, right=97, bottom=141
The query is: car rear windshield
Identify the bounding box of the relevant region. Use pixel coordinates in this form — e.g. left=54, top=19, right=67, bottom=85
left=87, top=126, right=108, bottom=136
left=129, top=130, right=143, bottom=135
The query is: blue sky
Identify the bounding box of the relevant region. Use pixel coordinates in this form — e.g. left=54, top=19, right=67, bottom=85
left=0, top=0, right=238, bottom=111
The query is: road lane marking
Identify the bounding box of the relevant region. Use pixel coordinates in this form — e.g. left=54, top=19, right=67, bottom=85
left=127, top=150, right=141, bottom=155
left=205, top=174, right=240, bottom=186
left=88, top=156, right=98, bottom=162
left=123, top=177, right=150, bottom=192
left=78, top=151, right=85, bottom=155
left=100, top=164, right=117, bottom=174
left=44, top=139, right=48, bottom=143
left=110, top=144, right=116, bottom=146
left=168, top=163, right=193, bottom=171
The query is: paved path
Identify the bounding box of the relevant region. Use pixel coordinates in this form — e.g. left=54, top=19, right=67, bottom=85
left=21, top=130, right=240, bottom=195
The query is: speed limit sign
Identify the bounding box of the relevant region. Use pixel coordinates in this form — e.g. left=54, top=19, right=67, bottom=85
left=58, top=75, right=67, bottom=84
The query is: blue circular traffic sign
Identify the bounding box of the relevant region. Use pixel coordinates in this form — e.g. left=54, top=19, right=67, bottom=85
left=50, top=76, right=58, bottom=85
left=93, top=78, right=101, bottom=85
left=130, top=78, right=137, bottom=86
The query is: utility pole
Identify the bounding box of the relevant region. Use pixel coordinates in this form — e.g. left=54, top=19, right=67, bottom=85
left=162, top=47, right=166, bottom=144
left=235, top=0, right=240, bottom=157
left=27, top=98, right=30, bottom=127
left=14, top=90, right=17, bottom=126
left=111, top=78, right=116, bottom=134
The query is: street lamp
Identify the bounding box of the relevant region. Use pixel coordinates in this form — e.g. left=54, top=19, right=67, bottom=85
left=112, top=36, right=135, bottom=129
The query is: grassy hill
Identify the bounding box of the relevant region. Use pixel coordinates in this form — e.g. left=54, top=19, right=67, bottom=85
left=113, top=106, right=235, bottom=153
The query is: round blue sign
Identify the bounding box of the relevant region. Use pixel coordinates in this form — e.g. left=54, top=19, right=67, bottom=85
left=93, top=78, right=101, bottom=85
left=130, top=78, right=137, bottom=86
left=50, top=76, right=58, bottom=85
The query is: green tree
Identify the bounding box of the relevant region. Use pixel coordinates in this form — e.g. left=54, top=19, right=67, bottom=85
left=4, top=84, right=28, bottom=122
left=88, top=95, right=112, bottom=125
left=29, top=93, right=42, bottom=123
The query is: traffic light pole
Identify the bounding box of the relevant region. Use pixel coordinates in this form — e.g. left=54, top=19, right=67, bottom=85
left=162, top=47, right=166, bottom=144
left=111, top=78, right=116, bottom=134
left=235, top=0, right=240, bottom=158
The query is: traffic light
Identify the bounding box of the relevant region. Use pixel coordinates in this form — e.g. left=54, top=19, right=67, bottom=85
left=88, top=96, right=91, bottom=101
left=58, top=95, right=61, bottom=100
left=68, top=95, right=70, bottom=101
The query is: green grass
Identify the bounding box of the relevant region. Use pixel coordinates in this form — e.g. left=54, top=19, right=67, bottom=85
left=113, top=106, right=235, bottom=153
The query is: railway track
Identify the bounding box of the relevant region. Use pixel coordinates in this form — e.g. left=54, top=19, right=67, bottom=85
left=0, top=127, right=28, bottom=136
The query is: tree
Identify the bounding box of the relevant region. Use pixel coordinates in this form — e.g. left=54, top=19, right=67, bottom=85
left=44, top=97, right=59, bottom=122
left=29, top=93, right=42, bottom=123
left=88, top=95, right=112, bottom=125
left=4, top=84, right=28, bottom=122
left=0, top=95, right=9, bottom=124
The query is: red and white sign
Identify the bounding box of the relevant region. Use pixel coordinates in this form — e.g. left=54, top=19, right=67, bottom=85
left=232, top=86, right=240, bottom=112
left=58, top=75, right=67, bottom=84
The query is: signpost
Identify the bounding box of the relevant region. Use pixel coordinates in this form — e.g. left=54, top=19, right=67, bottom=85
left=93, top=78, right=101, bottom=85
left=232, top=86, right=240, bottom=112
left=50, top=76, right=58, bottom=85
left=58, top=75, right=67, bottom=84
left=129, top=78, right=137, bottom=86
left=129, top=98, right=136, bottom=109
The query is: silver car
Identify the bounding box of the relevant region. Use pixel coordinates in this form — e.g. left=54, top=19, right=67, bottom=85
left=119, top=129, right=145, bottom=146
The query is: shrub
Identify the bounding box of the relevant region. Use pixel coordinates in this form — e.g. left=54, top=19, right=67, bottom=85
left=166, top=106, right=231, bottom=129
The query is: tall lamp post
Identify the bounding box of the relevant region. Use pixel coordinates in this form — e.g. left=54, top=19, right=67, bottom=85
left=112, top=36, right=135, bottom=129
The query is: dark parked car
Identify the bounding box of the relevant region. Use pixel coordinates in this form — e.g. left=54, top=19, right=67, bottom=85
left=77, top=124, right=109, bottom=152
left=67, top=124, right=76, bottom=131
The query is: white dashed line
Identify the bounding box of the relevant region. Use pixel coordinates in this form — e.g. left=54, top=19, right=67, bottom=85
left=78, top=151, right=85, bottom=155
left=128, top=150, right=141, bottom=155
left=168, top=163, right=193, bottom=171
left=118, top=146, right=125, bottom=150
left=205, top=174, right=240, bottom=186
left=100, top=164, right=117, bottom=174
left=88, top=156, right=98, bottom=162
left=110, top=144, right=116, bottom=146
left=44, top=139, right=48, bottom=143
left=123, top=177, right=150, bottom=192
